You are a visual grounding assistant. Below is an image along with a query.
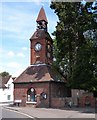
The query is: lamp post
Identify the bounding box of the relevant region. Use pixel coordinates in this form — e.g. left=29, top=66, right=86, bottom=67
left=77, top=92, right=79, bottom=107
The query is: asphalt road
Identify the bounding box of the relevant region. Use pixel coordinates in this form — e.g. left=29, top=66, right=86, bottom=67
left=0, top=106, right=96, bottom=120
left=0, top=106, right=33, bottom=120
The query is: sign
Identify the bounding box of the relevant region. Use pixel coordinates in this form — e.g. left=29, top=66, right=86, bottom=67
left=41, top=92, right=47, bottom=99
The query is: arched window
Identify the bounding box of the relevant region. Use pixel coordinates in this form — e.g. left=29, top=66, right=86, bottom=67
left=27, top=88, right=36, bottom=102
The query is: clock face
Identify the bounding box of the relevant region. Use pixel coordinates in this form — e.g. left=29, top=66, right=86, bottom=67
left=35, top=43, right=42, bottom=51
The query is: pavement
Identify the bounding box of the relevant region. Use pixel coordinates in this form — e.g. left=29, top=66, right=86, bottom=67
left=2, top=104, right=97, bottom=119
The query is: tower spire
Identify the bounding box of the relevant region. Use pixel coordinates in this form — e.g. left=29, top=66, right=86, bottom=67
left=36, top=7, right=48, bottom=31
left=36, top=7, right=48, bottom=23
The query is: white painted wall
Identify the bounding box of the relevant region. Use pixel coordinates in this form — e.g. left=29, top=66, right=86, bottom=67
left=0, top=77, right=14, bottom=103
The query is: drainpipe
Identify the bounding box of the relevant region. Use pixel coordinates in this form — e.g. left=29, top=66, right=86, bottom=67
left=49, top=81, right=51, bottom=108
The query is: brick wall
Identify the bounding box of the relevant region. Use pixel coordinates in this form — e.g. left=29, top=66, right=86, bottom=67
left=30, top=39, right=52, bottom=64
left=79, top=95, right=95, bottom=107
left=14, top=81, right=69, bottom=108
left=51, top=98, right=65, bottom=108
left=50, top=82, right=70, bottom=108
left=14, top=82, right=50, bottom=107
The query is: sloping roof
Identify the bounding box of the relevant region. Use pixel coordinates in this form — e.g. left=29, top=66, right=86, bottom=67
left=14, top=64, right=66, bottom=83
left=0, top=76, right=6, bottom=88
left=0, top=75, right=11, bottom=88
left=36, top=7, right=48, bottom=23
left=30, top=29, right=52, bottom=41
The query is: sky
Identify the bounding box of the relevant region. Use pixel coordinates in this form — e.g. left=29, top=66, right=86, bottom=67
left=1, top=0, right=58, bottom=77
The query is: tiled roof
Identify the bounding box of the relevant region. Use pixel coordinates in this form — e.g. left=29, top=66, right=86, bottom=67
left=36, top=7, right=48, bottom=23
left=14, top=64, right=66, bottom=83
left=30, top=29, right=52, bottom=41
left=0, top=75, right=11, bottom=88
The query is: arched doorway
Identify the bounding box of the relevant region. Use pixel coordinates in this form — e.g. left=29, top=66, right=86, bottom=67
left=27, top=88, right=36, bottom=102
left=85, top=96, right=91, bottom=107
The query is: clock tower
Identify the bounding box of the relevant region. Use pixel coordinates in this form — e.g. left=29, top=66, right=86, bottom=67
left=14, top=7, right=70, bottom=108
left=30, top=7, right=53, bottom=65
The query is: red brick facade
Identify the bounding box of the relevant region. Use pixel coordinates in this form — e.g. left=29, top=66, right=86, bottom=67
left=79, top=95, right=95, bottom=107
left=14, top=7, right=70, bottom=108
left=30, top=36, right=53, bottom=65
left=14, top=81, right=70, bottom=107
left=71, top=89, right=96, bottom=108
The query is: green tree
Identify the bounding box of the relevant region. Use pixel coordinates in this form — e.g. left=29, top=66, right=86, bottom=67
left=0, top=71, right=10, bottom=77
left=50, top=2, right=97, bottom=92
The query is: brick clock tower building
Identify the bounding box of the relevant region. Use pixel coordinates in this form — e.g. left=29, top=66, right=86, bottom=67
left=14, top=7, right=70, bottom=108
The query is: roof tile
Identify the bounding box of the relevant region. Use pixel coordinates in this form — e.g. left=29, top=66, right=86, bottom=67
left=36, top=7, right=48, bottom=23
left=14, top=65, right=66, bottom=83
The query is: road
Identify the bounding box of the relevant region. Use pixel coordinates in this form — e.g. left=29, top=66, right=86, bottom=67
left=0, top=106, right=96, bottom=120
left=0, top=106, right=33, bottom=120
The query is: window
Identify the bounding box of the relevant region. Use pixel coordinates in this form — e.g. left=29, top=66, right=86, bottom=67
left=27, top=88, right=36, bottom=102
left=7, top=95, right=11, bottom=100
left=8, top=84, right=11, bottom=89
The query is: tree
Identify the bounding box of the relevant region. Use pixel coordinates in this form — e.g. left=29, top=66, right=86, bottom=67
left=50, top=2, right=97, bottom=92
left=0, top=71, right=10, bottom=77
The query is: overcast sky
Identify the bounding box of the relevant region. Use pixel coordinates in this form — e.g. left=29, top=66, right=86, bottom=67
left=1, top=0, right=58, bottom=77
